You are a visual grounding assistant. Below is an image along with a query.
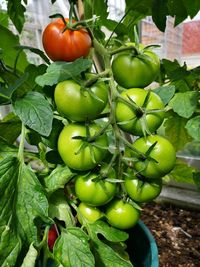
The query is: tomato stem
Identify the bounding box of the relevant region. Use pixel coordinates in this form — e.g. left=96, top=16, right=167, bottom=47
left=117, top=94, right=144, bottom=115
left=71, top=16, right=99, bottom=29
left=110, top=45, right=139, bottom=56
left=118, top=134, right=146, bottom=160
left=87, top=119, right=111, bottom=143
left=69, top=2, right=74, bottom=26
left=105, top=8, right=131, bottom=48
left=84, top=69, right=110, bottom=88
left=49, top=13, right=67, bottom=26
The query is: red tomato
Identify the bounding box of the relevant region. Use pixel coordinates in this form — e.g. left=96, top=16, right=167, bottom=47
left=42, top=18, right=92, bottom=62
left=48, top=224, right=58, bottom=251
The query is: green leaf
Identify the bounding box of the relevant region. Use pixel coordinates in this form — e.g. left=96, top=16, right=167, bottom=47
left=172, top=79, right=190, bottom=92
left=153, top=85, right=175, bottom=105
left=91, top=0, right=120, bottom=32
left=23, top=64, right=47, bottom=91
left=0, top=82, right=14, bottom=104
left=162, top=59, right=189, bottom=83
left=182, top=0, right=200, bottom=18
left=169, top=91, right=199, bottom=118
left=0, top=11, right=9, bottom=28
left=42, top=119, right=66, bottom=150
left=16, top=45, right=50, bottom=64
left=83, top=0, right=93, bottom=20
left=0, top=226, right=21, bottom=267
left=16, top=162, right=50, bottom=243
left=89, top=220, right=129, bottom=242
left=167, top=0, right=188, bottom=26
left=6, top=0, right=26, bottom=33
left=124, top=0, right=152, bottom=40
left=0, top=25, right=28, bottom=72
left=0, top=136, right=18, bottom=160
left=21, top=243, right=38, bottom=267
left=0, top=112, right=21, bottom=143
left=185, top=116, right=200, bottom=141
left=13, top=91, right=53, bottom=136
left=152, top=0, right=168, bottom=32
left=168, top=159, right=195, bottom=184
left=44, top=165, right=75, bottom=194
left=0, top=156, right=49, bottom=266
left=164, top=112, right=192, bottom=151
left=6, top=72, right=29, bottom=99
left=53, top=228, right=95, bottom=267
left=93, top=239, right=133, bottom=267
left=49, top=190, right=75, bottom=227
left=0, top=64, right=47, bottom=104
left=35, top=58, right=92, bottom=87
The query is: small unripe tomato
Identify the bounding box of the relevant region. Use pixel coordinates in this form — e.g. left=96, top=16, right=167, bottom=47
left=77, top=203, right=103, bottom=224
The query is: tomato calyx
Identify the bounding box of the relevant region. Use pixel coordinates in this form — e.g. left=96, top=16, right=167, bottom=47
left=136, top=142, right=159, bottom=168
left=117, top=94, right=143, bottom=116
left=48, top=13, right=95, bottom=34
left=49, top=13, right=67, bottom=27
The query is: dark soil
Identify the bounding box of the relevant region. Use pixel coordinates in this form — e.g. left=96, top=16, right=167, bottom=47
left=141, top=202, right=200, bottom=267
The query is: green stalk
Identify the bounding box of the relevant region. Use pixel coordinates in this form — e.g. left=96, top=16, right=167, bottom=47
left=84, top=69, right=110, bottom=87
left=18, top=123, right=26, bottom=163
left=110, top=45, right=139, bottom=56
left=118, top=134, right=146, bottom=160
left=105, top=8, right=131, bottom=48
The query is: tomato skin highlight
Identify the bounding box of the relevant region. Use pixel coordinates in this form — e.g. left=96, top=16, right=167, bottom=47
left=115, top=88, right=165, bottom=136
left=105, top=199, right=140, bottom=230
left=112, top=50, right=160, bottom=88
left=54, top=78, right=108, bottom=122
left=58, top=123, right=108, bottom=171
left=77, top=203, right=103, bottom=224
left=124, top=172, right=162, bottom=203
left=132, top=135, right=176, bottom=179
left=75, top=165, right=116, bottom=206
left=42, top=18, right=92, bottom=62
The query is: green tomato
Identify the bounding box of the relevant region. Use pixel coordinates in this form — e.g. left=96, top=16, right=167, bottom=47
left=112, top=50, right=160, bottom=88
left=75, top=164, right=116, bottom=206
left=105, top=199, right=140, bottom=230
left=124, top=171, right=162, bottom=203
left=115, top=88, right=165, bottom=136
left=54, top=76, right=108, bottom=122
left=132, top=135, right=176, bottom=179
left=58, top=123, right=108, bottom=171
left=77, top=202, right=103, bottom=224
left=125, top=42, right=160, bottom=77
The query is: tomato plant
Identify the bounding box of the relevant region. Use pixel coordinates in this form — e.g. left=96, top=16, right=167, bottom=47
left=75, top=163, right=116, bottom=206
left=54, top=76, right=108, bottom=121
left=112, top=49, right=160, bottom=88
left=132, top=135, right=176, bottom=179
left=42, top=18, right=92, bottom=62
left=105, top=199, right=140, bottom=230
left=115, top=88, right=165, bottom=135
left=77, top=202, right=103, bottom=224
left=58, top=123, right=108, bottom=171
left=124, top=171, right=162, bottom=203
left=3, top=0, right=200, bottom=266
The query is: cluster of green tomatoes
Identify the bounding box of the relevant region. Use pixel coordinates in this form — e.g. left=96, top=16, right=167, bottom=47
left=43, top=18, right=176, bottom=231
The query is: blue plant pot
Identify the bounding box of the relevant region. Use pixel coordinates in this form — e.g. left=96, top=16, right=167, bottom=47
left=126, top=220, right=159, bottom=267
